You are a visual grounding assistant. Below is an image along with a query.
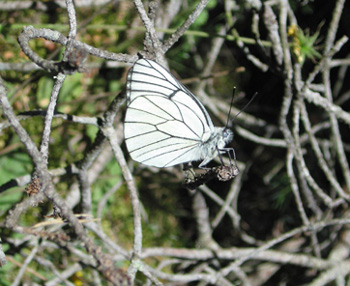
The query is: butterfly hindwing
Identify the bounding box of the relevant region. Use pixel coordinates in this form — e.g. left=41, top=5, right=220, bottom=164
left=125, top=93, right=210, bottom=167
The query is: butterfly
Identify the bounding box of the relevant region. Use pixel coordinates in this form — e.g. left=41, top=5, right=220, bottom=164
left=124, top=58, right=234, bottom=168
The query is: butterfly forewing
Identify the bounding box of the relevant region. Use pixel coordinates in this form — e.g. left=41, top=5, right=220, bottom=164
left=127, top=60, right=182, bottom=102
left=127, top=60, right=213, bottom=127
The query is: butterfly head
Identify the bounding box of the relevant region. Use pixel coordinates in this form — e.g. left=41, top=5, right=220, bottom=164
left=197, top=127, right=233, bottom=168
left=222, top=128, right=233, bottom=144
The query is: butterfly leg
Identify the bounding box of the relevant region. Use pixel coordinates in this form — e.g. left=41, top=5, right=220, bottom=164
left=220, top=147, right=236, bottom=165
left=216, top=145, right=225, bottom=166
left=219, top=147, right=240, bottom=177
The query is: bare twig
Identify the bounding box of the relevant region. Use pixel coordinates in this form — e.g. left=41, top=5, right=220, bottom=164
left=0, top=238, right=7, bottom=267
left=17, top=26, right=136, bottom=74
left=162, top=0, right=210, bottom=53
left=11, top=240, right=39, bottom=286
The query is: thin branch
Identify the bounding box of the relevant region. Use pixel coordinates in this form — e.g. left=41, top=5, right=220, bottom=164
left=40, top=74, right=66, bottom=162
left=132, top=0, right=163, bottom=59
left=11, top=240, right=39, bottom=286
left=101, top=126, right=142, bottom=281
left=192, top=190, right=220, bottom=250
left=44, top=262, right=82, bottom=286
left=1, top=77, right=131, bottom=285
left=263, top=3, right=283, bottom=66
left=323, top=0, right=346, bottom=54
left=0, top=0, right=112, bottom=11
left=0, top=238, right=7, bottom=267
left=200, top=184, right=241, bottom=229
left=211, top=171, right=242, bottom=229
left=162, top=0, right=210, bottom=53
left=300, top=102, right=348, bottom=198
left=235, top=126, right=287, bottom=148
left=17, top=26, right=136, bottom=74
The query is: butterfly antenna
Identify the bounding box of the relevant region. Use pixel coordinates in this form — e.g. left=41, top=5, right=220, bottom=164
left=225, top=87, right=236, bottom=129
left=231, top=92, right=258, bottom=125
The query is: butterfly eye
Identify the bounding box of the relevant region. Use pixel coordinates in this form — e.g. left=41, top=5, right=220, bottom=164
left=223, top=129, right=233, bottom=142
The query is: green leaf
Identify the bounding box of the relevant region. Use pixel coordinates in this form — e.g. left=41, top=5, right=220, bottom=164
left=86, top=125, right=98, bottom=141
left=288, top=25, right=321, bottom=64
left=58, top=73, right=84, bottom=105
left=0, top=152, right=32, bottom=185
left=36, top=76, right=54, bottom=107
left=193, top=10, right=209, bottom=28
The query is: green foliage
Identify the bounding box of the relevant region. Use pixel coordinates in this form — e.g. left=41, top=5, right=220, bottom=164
left=92, top=160, right=122, bottom=211
left=288, top=24, right=321, bottom=64
left=0, top=152, right=32, bottom=185
left=86, top=124, right=99, bottom=142
left=36, top=76, right=54, bottom=107
left=0, top=152, right=30, bottom=212
left=0, top=260, right=13, bottom=286
left=193, top=9, right=209, bottom=28
left=58, top=73, right=85, bottom=111
left=108, top=78, right=122, bottom=93
left=0, top=187, right=24, bottom=212
left=272, top=180, right=293, bottom=211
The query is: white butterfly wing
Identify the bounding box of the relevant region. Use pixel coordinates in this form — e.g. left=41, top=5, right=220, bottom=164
left=126, top=59, right=214, bottom=129
left=124, top=59, right=215, bottom=167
